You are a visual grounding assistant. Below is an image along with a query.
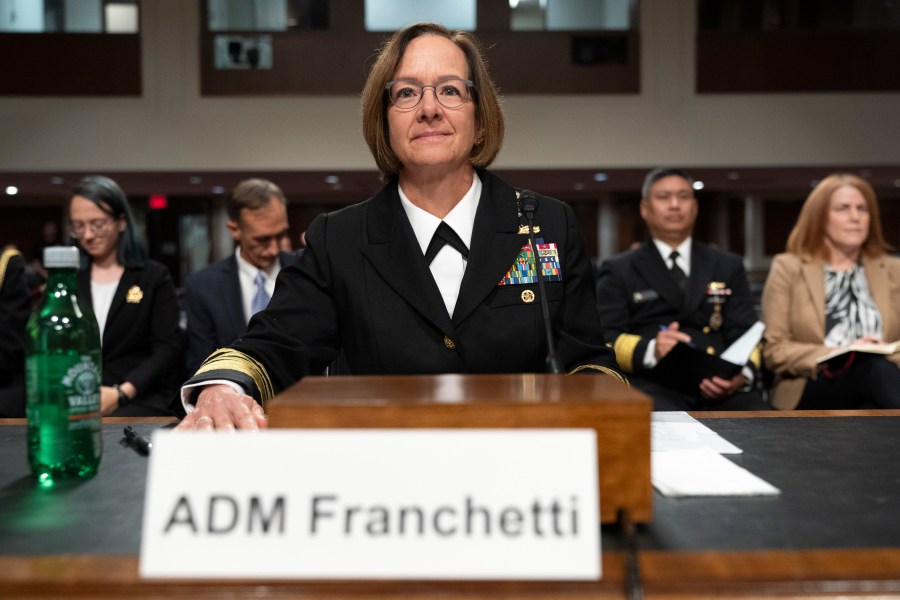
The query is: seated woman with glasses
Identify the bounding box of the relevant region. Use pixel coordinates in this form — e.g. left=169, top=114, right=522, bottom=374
left=69, top=175, right=183, bottom=416
left=176, top=22, right=623, bottom=430
left=761, top=174, right=900, bottom=409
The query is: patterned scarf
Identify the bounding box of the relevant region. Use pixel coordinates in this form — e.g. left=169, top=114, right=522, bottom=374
left=823, top=263, right=882, bottom=347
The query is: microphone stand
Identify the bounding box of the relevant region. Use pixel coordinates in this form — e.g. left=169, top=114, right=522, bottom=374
left=523, top=201, right=564, bottom=374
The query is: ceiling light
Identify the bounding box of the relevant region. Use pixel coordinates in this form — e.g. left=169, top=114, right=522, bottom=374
left=189, top=176, right=203, bottom=185
left=50, top=176, right=64, bottom=185
left=212, top=186, right=225, bottom=194
left=324, top=175, right=340, bottom=185
left=593, top=172, right=608, bottom=182
left=5, top=186, right=18, bottom=195
left=692, top=181, right=704, bottom=191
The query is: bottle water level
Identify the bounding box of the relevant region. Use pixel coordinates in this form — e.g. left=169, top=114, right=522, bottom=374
left=27, top=407, right=102, bottom=486
left=26, top=353, right=102, bottom=487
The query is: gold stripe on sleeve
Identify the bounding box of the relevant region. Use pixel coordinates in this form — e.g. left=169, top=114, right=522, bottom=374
left=749, top=345, right=762, bottom=369
left=0, top=248, right=22, bottom=290
left=612, top=333, right=641, bottom=374
left=195, top=348, right=276, bottom=408
left=568, top=364, right=629, bottom=385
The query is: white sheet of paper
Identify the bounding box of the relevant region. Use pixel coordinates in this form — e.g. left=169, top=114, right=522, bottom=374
left=651, top=412, right=742, bottom=454
left=651, top=448, right=780, bottom=497
left=720, top=321, right=765, bottom=364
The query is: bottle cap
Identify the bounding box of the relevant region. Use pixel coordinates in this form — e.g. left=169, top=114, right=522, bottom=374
left=43, top=246, right=81, bottom=269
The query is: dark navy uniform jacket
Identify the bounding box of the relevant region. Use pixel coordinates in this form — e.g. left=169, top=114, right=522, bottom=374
left=187, top=170, right=623, bottom=405
left=595, top=239, right=760, bottom=377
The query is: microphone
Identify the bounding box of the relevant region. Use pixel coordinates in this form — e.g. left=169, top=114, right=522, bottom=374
left=519, top=191, right=564, bottom=374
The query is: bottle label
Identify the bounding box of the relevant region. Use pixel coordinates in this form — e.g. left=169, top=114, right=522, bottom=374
left=60, top=355, right=102, bottom=416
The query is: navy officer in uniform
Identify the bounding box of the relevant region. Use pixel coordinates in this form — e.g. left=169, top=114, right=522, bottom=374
left=595, top=168, right=768, bottom=411
left=177, top=22, right=624, bottom=430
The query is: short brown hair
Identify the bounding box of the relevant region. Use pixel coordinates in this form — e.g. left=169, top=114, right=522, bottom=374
left=361, top=22, right=505, bottom=183
left=785, top=173, right=890, bottom=260
left=227, top=178, right=287, bottom=222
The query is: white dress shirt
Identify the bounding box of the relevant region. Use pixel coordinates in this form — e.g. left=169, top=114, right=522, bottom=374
left=644, top=237, right=693, bottom=368
left=399, top=174, right=482, bottom=317
left=90, top=279, right=119, bottom=342
left=235, top=248, right=281, bottom=324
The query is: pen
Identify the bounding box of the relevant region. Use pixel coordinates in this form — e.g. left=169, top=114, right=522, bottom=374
left=123, top=426, right=152, bottom=456
left=658, top=324, right=697, bottom=348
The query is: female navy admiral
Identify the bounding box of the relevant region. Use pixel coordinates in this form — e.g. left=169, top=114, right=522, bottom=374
left=177, top=22, right=624, bottom=431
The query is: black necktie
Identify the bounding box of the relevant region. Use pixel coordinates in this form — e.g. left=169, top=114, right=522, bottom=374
left=425, top=222, right=469, bottom=265
left=669, top=250, right=688, bottom=292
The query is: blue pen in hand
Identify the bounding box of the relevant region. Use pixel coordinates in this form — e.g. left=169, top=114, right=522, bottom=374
left=659, top=324, right=697, bottom=348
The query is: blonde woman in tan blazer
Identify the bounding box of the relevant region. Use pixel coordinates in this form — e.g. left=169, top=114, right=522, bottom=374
left=762, top=174, right=900, bottom=409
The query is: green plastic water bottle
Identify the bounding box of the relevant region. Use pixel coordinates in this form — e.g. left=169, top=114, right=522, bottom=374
left=26, top=246, right=103, bottom=486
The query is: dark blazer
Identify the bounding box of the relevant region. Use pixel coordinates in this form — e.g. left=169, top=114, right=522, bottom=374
left=188, top=170, right=623, bottom=404
left=183, top=251, right=297, bottom=375
left=0, top=250, right=32, bottom=417
left=79, top=260, right=182, bottom=416
left=596, top=239, right=759, bottom=379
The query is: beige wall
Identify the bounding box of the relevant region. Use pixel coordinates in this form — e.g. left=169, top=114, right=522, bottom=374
left=1, top=0, right=899, bottom=173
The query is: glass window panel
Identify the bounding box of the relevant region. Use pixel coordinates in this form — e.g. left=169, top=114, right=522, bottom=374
left=207, top=0, right=327, bottom=31
left=0, top=0, right=140, bottom=33
left=365, top=0, right=475, bottom=32
left=510, top=0, right=543, bottom=31
left=106, top=3, right=138, bottom=33
left=511, top=0, right=634, bottom=32
left=208, top=0, right=288, bottom=31
left=214, top=34, right=274, bottom=69
left=65, top=0, right=103, bottom=33
left=0, top=0, right=45, bottom=32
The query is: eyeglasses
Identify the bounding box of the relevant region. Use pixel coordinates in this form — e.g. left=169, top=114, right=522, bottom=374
left=385, top=78, right=474, bottom=110
left=69, top=218, right=114, bottom=237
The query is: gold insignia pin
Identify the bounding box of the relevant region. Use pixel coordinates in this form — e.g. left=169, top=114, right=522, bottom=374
left=521, top=289, right=535, bottom=303
left=125, top=285, right=143, bottom=304
left=443, top=336, right=456, bottom=349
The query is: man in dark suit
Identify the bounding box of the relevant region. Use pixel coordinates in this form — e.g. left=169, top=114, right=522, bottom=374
left=596, top=168, right=768, bottom=410
left=183, top=179, right=297, bottom=375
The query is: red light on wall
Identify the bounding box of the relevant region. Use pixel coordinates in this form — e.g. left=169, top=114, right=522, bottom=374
left=149, top=194, right=168, bottom=209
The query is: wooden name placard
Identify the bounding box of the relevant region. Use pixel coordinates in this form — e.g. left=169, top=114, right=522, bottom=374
left=267, top=373, right=652, bottom=524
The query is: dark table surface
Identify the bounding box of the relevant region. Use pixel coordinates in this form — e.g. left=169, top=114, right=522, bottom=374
left=1, top=416, right=899, bottom=556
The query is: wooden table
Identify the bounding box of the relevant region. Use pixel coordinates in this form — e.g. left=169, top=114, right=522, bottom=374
left=1, top=403, right=899, bottom=598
